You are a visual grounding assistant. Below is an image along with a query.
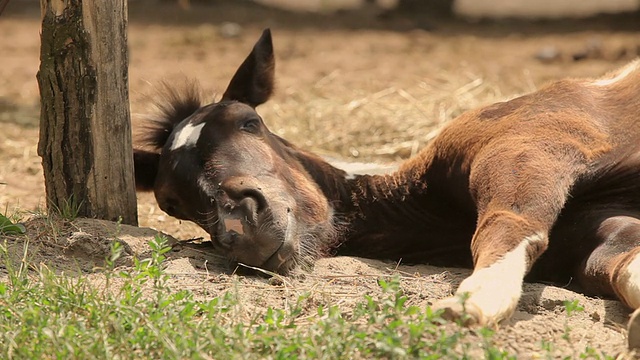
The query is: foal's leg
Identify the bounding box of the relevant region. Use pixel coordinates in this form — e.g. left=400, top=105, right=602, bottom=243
left=433, top=146, right=579, bottom=325
left=576, top=215, right=640, bottom=349
left=433, top=211, right=550, bottom=325
left=578, top=215, right=640, bottom=308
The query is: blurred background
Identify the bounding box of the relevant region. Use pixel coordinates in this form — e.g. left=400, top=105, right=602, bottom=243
left=1, top=0, right=639, bottom=236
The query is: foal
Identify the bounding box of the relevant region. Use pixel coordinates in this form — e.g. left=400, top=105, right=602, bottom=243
left=133, top=29, right=640, bottom=327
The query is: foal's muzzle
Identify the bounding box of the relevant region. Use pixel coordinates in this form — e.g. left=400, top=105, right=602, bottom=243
left=212, top=177, right=268, bottom=246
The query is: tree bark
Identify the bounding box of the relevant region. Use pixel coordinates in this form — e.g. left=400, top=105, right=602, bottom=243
left=37, top=0, right=138, bottom=225
left=0, top=0, right=10, bottom=17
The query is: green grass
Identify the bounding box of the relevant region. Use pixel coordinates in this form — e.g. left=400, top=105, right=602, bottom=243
left=46, top=195, right=83, bottom=221
left=0, top=210, right=26, bottom=235
left=0, top=233, right=617, bottom=359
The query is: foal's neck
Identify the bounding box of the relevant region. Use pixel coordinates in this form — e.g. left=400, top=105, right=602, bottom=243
left=294, top=148, right=419, bottom=217
left=293, top=145, right=476, bottom=264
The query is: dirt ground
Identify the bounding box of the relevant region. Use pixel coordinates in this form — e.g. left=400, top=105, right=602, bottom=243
left=2, top=1, right=640, bottom=357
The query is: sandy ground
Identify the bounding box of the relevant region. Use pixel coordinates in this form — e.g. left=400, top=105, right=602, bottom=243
left=2, top=1, right=640, bottom=357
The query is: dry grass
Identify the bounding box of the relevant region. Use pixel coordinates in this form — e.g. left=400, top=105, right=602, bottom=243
left=259, top=69, right=535, bottom=162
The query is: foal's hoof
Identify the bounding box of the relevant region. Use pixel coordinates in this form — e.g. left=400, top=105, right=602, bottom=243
left=627, top=308, right=640, bottom=350
left=432, top=297, right=484, bottom=326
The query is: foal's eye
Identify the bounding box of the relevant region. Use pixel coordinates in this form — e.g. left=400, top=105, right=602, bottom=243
left=240, top=118, right=261, bottom=133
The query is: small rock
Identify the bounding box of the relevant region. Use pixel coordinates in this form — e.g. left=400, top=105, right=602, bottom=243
left=572, top=38, right=603, bottom=62
left=517, top=293, right=540, bottom=314
left=66, top=232, right=103, bottom=256
left=541, top=299, right=564, bottom=311
left=219, top=22, right=243, bottom=39
left=535, top=46, right=561, bottom=63
left=268, top=276, right=284, bottom=286
left=66, top=231, right=132, bottom=261
left=572, top=50, right=589, bottom=62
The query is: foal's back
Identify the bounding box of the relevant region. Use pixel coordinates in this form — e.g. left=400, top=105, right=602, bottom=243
left=425, top=60, right=640, bottom=325
left=585, top=60, right=640, bottom=147
left=529, top=61, right=640, bottom=284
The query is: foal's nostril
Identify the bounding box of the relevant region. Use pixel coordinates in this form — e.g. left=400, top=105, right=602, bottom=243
left=241, top=189, right=267, bottom=213
left=217, top=179, right=268, bottom=216
left=223, top=203, right=233, bottom=212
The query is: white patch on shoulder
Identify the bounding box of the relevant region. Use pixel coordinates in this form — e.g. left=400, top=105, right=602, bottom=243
left=617, top=252, right=640, bottom=309
left=451, top=232, right=545, bottom=324
left=170, top=122, right=205, bottom=151
left=592, top=60, right=639, bottom=87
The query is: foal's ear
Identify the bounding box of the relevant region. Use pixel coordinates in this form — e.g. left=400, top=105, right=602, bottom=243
left=133, top=149, right=160, bottom=191
left=221, top=29, right=275, bottom=108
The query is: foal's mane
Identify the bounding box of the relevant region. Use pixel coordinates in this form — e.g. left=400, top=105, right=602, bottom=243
left=135, top=80, right=205, bottom=151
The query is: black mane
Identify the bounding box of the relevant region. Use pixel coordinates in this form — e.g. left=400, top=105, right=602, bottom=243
left=135, top=80, right=205, bottom=151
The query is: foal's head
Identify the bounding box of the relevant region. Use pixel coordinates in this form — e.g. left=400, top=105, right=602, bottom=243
left=134, top=30, right=335, bottom=274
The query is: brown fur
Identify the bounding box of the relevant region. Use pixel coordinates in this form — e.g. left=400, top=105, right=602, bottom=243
left=133, top=29, right=640, bottom=322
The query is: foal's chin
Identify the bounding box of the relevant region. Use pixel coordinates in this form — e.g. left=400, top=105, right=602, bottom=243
left=208, top=218, right=300, bottom=274
left=218, top=238, right=300, bottom=275
left=208, top=197, right=336, bottom=275
left=249, top=213, right=337, bottom=275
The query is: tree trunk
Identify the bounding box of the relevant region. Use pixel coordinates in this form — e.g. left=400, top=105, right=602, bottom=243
left=0, top=0, right=10, bottom=17
left=37, top=0, right=138, bottom=225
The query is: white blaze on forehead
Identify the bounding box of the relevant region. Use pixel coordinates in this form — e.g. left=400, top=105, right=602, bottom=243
left=170, top=122, right=205, bottom=151
left=593, top=60, right=639, bottom=87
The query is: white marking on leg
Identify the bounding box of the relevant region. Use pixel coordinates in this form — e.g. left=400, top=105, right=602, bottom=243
left=453, top=232, right=545, bottom=324
left=617, top=252, right=640, bottom=309
left=170, top=122, right=205, bottom=151
left=592, top=60, right=639, bottom=87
